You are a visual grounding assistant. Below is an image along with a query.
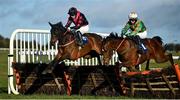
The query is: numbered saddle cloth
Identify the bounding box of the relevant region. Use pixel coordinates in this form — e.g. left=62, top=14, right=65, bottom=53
left=82, top=36, right=88, bottom=45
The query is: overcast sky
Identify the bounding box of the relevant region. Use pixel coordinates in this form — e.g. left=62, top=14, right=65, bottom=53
left=0, top=0, right=180, bottom=43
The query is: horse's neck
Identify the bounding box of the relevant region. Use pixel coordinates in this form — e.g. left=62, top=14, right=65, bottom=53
left=111, top=38, right=124, bottom=49
left=58, top=32, right=75, bottom=45
left=114, top=38, right=131, bottom=53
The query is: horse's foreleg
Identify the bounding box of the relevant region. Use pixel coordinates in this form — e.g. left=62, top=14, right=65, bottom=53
left=135, top=65, right=140, bottom=71
left=145, top=59, right=150, bottom=70
left=167, top=53, right=174, bottom=67
left=97, top=55, right=102, bottom=66
left=42, top=53, right=62, bottom=74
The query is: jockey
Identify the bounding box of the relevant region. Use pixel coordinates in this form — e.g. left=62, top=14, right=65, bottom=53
left=121, top=12, right=147, bottom=54
left=65, top=7, right=89, bottom=47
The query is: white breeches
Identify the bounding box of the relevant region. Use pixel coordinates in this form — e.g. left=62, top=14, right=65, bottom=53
left=76, top=25, right=89, bottom=34
left=137, top=31, right=147, bottom=39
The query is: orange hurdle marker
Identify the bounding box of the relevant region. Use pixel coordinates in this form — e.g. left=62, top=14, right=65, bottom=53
left=174, top=64, right=180, bottom=83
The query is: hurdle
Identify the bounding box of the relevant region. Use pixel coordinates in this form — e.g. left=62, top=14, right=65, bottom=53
left=8, top=29, right=119, bottom=94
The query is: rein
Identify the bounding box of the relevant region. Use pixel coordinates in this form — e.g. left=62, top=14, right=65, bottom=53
left=59, top=39, right=75, bottom=47
left=115, top=38, right=125, bottom=51
left=63, top=29, right=69, bottom=35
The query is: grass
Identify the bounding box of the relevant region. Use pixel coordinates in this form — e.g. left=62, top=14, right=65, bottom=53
left=0, top=93, right=136, bottom=99
left=0, top=50, right=180, bottom=99
left=141, top=51, right=180, bottom=70
left=0, top=50, right=8, bottom=92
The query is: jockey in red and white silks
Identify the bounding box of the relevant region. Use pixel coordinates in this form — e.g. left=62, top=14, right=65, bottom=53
left=65, top=7, right=89, bottom=34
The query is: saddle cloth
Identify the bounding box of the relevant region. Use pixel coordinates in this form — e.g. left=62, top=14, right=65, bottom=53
left=82, top=36, right=88, bottom=45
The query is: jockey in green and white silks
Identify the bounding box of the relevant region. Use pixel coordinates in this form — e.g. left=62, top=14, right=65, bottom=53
left=121, top=12, right=147, bottom=54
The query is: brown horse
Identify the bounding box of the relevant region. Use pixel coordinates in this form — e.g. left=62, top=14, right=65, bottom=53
left=43, top=21, right=103, bottom=73
left=102, top=33, right=174, bottom=71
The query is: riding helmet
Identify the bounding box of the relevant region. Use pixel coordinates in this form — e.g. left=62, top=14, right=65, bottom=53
left=68, top=7, right=77, bottom=16
left=128, top=12, right=138, bottom=19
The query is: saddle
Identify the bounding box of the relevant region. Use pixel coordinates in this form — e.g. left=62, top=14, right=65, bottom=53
left=128, top=36, right=147, bottom=54
left=82, top=36, right=88, bottom=44
left=71, top=30, right=88, bottom=46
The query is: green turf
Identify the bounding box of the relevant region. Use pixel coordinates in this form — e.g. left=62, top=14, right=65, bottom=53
left=0, top=50, right=8, bottom=93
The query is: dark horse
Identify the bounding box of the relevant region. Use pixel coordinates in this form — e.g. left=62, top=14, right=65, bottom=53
left=102, top=33, right=174, bottom=71
left=42, top=21, right=105, bottom=95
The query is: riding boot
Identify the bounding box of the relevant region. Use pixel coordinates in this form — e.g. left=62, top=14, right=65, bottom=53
left=134, top=36, right=147, bottom=54
left=76, top=31, right=83, bottom=47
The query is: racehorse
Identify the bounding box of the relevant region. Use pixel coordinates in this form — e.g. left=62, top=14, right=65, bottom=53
left=102, top=33, right=174, bottom=71
left=42, top=21, right=109, bottom=95
left=44, top=21, right=103, bottom=72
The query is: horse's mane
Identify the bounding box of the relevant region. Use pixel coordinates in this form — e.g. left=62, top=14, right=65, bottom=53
left=107, top=32, right=121, bottom=39
left=55, top=22, right=66, bottom=32
left=103, top=32, right=122, bottom=45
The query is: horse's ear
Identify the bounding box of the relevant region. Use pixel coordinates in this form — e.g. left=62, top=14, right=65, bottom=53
left=59, top=22, right=63, bottom=26
left=48, top=22, right=53, bottom=27
left=115, top=32, right=118, bottom=37
left=58, top=21, right=66, bottom=29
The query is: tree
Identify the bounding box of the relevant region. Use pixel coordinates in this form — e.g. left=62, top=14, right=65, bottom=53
left=175, top=44, right=180, bottom=53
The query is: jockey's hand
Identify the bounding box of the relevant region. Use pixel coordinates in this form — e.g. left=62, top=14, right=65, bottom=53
left=70, top=28, right=76, bottom=33
left=122, top=33, right=128, bottom=38
left=65, top=27, right=71, bottom=31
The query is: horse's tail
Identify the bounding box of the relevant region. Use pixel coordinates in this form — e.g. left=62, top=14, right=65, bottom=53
left=152, top=36, right=163, bottom=45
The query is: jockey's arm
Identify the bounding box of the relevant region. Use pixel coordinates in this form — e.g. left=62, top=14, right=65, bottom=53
left=65, top=17, right=72, bottom=28
left=121, top=23, right=130, bottom=37
left=70, top=19, right=82, bottom=30
left=131, top=21, right=143, bottom=36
